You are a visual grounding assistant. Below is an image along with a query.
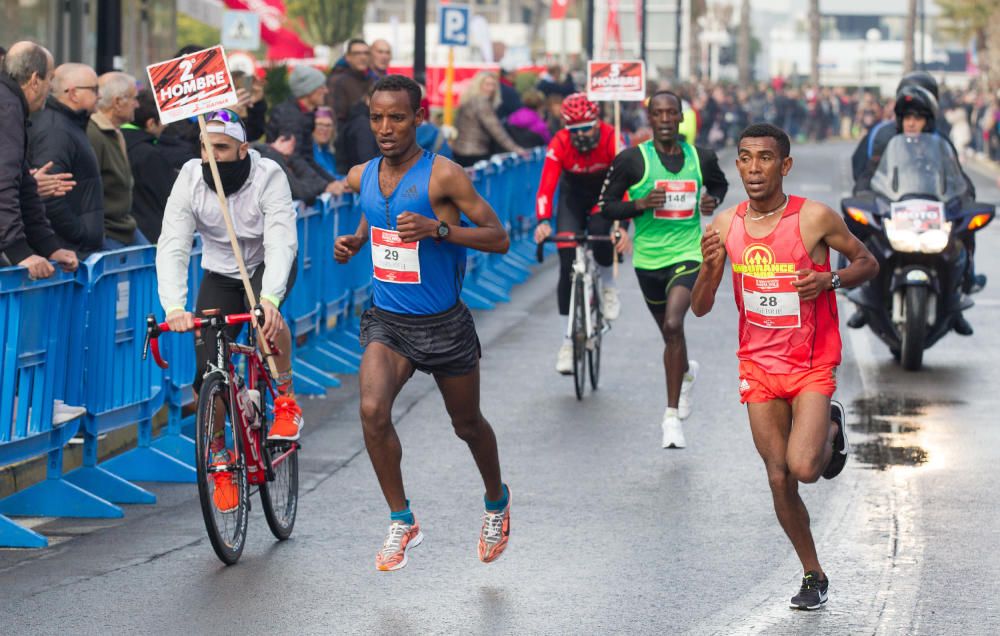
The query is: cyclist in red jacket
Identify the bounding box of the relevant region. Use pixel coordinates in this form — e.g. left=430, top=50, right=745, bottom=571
left=534, top=93, right=628, bottom=374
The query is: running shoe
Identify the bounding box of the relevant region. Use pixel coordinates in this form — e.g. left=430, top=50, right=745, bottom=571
left=556, top=342, right=573, bottom=375
left=268, top=395, right=302, bottom=441
left=678, top=360, right=700, bottom=420
left=209, top=450, right=238, bottom=513
left=375, top=519, right=424, bottom=571
left=601, top=286, right=621, bottom=321
left=478, top=490, right=511, bottom=563
left=822, top=400, right=849, bottom=480
left=661, top=410, right=686, bottom=449
left=790, top=571, right=829, bottom=610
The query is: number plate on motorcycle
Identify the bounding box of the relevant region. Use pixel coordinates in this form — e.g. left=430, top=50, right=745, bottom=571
left=371, top=227, right=420, bottom=284
left=890, top=200, right=944, bottom=232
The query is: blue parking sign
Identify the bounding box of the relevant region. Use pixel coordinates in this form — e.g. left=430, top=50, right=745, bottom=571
left=439, top=5, right=470, bottom=46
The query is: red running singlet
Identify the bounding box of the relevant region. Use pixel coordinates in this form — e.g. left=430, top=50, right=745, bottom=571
left=724, top=195, right=841, bottom=374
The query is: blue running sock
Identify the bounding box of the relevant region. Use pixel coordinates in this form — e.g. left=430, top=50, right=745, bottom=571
left=390, top=500, right=414, bottom=525
left=485, top=484, right=509, bottom=513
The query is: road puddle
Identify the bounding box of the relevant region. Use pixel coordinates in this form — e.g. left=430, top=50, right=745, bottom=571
left=848, top=395, right=957, bottom=469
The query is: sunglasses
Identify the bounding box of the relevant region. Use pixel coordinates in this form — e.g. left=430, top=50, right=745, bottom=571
left=206, top=108, right=242, bottom=123
left=567, top=121, right=598, bottom=134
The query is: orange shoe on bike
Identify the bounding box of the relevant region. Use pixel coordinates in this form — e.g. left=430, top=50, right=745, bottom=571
left=268, top=395, right=302, bottom=441
left=209, top=450, right=239, bottom=513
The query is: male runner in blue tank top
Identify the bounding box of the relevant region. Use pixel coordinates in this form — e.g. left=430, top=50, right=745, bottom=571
left=334, top=75, right=511, bottom=571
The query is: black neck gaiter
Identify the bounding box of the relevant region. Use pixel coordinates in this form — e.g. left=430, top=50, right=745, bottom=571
left=202, top=153, right=252, bottom=196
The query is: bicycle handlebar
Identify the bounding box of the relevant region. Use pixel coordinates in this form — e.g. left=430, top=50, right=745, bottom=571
left=535, top=232, right=622, bottom=263
left=143, top=312, right=257, bottom=369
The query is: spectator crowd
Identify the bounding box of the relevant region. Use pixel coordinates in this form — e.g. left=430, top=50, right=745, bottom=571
left=5, top=34, right=1000, bottom=283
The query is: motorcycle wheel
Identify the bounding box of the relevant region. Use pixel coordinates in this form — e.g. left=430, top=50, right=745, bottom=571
left=899, top=286, right=928, bottom=371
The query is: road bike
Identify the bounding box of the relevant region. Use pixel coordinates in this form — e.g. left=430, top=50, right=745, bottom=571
left=537, top=231, right=619, bottom=399
left=144, top=308, right=299, bottom=565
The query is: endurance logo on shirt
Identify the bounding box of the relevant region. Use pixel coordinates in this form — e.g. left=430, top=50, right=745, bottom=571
left=731, top=244, right=796, bottom=276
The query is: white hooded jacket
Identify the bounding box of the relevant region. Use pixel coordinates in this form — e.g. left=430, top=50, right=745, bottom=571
left=156, top=149, right=298, bottom=312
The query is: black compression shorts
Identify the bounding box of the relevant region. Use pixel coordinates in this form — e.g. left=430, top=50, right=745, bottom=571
left=634, top=261, right=700, bottom=314
left=359, top=302, right=482, bottom=377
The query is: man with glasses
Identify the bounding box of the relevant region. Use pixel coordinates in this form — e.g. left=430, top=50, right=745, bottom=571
left=326, top=38, right=373, bottom=124
left=598, top=91, right=728, bottom=449
left=29, top=63, right=106, bottom=256
left=534, top=93, right=628, bottom=374
left=156, top=109, right=301, bottom=512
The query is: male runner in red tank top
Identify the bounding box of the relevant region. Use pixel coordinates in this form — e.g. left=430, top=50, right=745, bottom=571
left=691, top=124, right=879, bottom=610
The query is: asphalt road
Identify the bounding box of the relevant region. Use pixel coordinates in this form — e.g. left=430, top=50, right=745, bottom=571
left=2, top=141, right=998, bottom=635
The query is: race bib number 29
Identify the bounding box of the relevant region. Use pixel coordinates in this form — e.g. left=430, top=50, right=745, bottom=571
left=371, top=227, right=420, bottom=284
left=742, top=274, right=800, bottom=328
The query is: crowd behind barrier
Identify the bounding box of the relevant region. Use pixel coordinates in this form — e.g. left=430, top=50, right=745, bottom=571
left=0, top=150, right=544, bottom=548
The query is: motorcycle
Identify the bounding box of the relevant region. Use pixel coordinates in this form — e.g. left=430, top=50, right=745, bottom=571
left=841, top=133, right=995, bottom=371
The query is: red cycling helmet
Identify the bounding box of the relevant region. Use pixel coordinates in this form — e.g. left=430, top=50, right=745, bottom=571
left=561, top=93, right=599, bottom=126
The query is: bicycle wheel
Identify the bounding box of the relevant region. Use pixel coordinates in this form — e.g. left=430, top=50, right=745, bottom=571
left=588, top=276, right=603, bottom=390
left=572, top=276, right=587, bottom=400
left=195, top=372, right=249, bottom=565
left=259, top=384, right=299, bottom=540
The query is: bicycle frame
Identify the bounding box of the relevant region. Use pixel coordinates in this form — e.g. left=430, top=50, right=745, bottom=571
left=144, top=313, right=296, bottom=486
left=565, top=244, right=600, bottom=344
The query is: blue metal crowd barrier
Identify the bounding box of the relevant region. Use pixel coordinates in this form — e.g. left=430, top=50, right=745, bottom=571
left=0, top=152, right=544, bottom=547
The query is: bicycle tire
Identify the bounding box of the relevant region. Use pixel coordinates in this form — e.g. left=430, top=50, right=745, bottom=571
left=572, top=276, right=587, bottom=400
left=259, top=383, right=299, bottom=540
left=588, top=276, right=603, bottom=390
left=195, top=372, right=249, bottom=565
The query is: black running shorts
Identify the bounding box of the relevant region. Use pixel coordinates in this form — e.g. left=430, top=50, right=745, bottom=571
left=634, top=260, right=701, bottom=314
left=359, top=302, right=482, bottom=377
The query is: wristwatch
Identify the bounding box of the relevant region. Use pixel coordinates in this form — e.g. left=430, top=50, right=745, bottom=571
left=436, top=221, right=450, bottom=243
left=830, top=272, right=842, bottom=290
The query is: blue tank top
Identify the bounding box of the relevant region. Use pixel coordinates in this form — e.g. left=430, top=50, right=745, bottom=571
left=359, top=150, right=466, bottom=315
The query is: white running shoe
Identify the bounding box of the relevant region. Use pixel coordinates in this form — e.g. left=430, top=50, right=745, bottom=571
left=661, top=410, right=686, bottom=449
left=601, top=287, right=621, bottom=321
left=678, top=360, right=699, bottom=420
left=556, top=343, right=574, bottom=375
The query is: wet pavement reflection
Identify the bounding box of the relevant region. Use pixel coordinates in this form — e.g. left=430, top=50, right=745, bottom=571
left=849, top=395, right=959, bottom=469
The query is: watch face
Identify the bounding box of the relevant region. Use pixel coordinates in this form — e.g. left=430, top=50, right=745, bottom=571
left=438, top=223, right=448, bottom=238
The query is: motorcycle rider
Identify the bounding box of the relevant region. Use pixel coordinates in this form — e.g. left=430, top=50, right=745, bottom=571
left=850, top=84, right=981, bottom=336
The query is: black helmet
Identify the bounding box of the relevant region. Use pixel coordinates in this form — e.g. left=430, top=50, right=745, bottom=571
left=897, top=71, right=939, bottom=100
left=894, top=85, right=938, bottom=132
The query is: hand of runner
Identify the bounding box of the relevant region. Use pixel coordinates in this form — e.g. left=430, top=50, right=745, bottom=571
left=49, top=248, right=79, bottom=272
left=635, top=188, right=666, bottom=211
left=166, top=308, right=196, bottom=333
left=700, top=229, right=726, bottom=272
left=700, top=194, right=719, bottom=216
left=612, top=229, right=631, bottom=254
left=792, top=269, right=832, bottom=301
left=258, top=299, right=284, bottom=343
left=334, top=234, right=365, bottom=263
left=396, top=211, right=436, bottom=243
left=534, top=221, right=552, bottom=244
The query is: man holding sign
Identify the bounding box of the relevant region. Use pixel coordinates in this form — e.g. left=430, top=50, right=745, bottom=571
left=690, top=124, right=877, bottom=610
left=598, top=91, right=728, bottom=448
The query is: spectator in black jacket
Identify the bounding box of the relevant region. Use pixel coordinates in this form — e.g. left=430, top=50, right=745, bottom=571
left=28, top=62, right=105, bottom=257
left=334, top=97, right=380, bottom=176
left=121, top=90, right=179, bottom=243
left=0, top=41, right=77, bottom=277
left=266, top=65, right=336, bottom=183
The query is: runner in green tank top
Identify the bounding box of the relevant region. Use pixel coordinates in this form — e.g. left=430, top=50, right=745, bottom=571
left=598, top=91, right=729, bottom=449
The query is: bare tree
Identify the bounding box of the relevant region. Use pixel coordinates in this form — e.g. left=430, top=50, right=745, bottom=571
left=903, top=0, right=916, bottom=72
left=738, top=0, right=752, bottom=84
left=808, top=0, right=820, bottom=85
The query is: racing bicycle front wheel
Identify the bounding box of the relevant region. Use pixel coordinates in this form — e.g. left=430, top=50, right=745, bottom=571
left=572, top=276, right=587, bottom=399
left=259, top=382, right=299, bottom=540
left=588, top=276, right=603, bottom=390
left=195, top=372, right=249, bottom=565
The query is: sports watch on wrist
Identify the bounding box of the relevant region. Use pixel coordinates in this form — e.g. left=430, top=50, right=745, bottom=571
left=436, top=220, right=450, bottom=242
left=830, top=272, right=842, bottom=290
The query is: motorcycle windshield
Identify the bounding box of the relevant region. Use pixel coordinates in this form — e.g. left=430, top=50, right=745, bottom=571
left=870, top=133, right=968, bottom=202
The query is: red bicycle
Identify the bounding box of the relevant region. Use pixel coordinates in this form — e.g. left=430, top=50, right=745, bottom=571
left=144, top=309, right=299, bottom=564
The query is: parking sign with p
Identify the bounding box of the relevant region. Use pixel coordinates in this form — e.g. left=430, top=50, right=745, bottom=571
left=439, top=5, right=470, bottom=46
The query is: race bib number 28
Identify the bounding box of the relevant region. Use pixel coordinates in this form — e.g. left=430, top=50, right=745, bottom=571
left=742, top=274, right=801, bottom=328
left=371, top=227, right=420, bottom=284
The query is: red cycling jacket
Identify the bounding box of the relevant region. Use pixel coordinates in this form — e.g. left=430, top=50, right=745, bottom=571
left=535, top=121, right=620, bottom=222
